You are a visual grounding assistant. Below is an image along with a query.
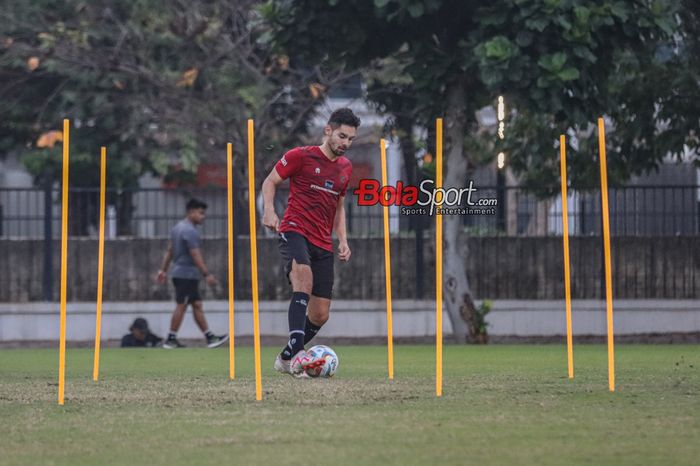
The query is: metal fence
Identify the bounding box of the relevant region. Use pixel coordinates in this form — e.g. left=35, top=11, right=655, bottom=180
left=0, top=184, right=698, bottom=302
left=1, top=185, right=698, bottom=239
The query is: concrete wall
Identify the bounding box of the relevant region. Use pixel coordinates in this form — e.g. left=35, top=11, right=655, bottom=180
left=1, top=300, right=699, bottom=342
left=1, top=236, right=698, bottom=302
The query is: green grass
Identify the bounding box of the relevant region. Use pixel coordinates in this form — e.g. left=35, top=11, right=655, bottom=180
left=1, top=345, right=698, bottom=465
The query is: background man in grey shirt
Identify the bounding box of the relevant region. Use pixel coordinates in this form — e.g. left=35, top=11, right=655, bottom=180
left=156, top=198, right=228, bottom=348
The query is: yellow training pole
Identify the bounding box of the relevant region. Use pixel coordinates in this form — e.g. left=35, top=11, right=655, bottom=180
left=559, top=136, right=574, bottom=379
left=380, top=139, right=394, bottom=380
left=227, top=142, right=236, bottom=380
left=435, top=118, right=443, bottom=397
left=247, top=120, right=263, bottom=401
left=93, top=146, right=107, bottom=382
left=58, top=119, right=70, bottom=405
left=597, top=118, right=616, bottom=392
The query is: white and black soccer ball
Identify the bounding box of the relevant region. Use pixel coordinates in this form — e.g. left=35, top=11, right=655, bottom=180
left=305, top=345, right=339, bottom=378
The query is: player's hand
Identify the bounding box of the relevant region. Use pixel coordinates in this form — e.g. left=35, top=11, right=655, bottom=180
left=338, top=241, right=351, bottom=262
left=205, top=274, right=219, bottom=287
left=156, top=270, right=167, bottom=284
left=262, top=209, right=280, bottom=232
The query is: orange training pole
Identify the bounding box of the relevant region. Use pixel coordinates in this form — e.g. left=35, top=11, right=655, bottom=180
left=380, top=139, right=394, bottom=379
left=93, top=146, right=107, bottom=382
left=435, top=118, right=443, bottom=397
left=227, top=142, right=235, bottom=380
left=597, top=117, right=616, bottom=392
left=247, top=120, right=263, bottom=400
left=559, top=135, right=574, bottom=379
left=58, top=119, right=70, bottom=405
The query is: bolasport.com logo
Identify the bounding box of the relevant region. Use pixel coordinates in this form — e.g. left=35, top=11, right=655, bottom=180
left=353, top=179, right=498, bottom=216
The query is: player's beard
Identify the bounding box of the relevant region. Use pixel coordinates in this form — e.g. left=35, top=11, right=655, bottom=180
left=330, top=142, right=346, bottom=156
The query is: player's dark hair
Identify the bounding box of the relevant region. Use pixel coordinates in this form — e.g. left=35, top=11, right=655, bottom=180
left=327, top=108, right=361, bottom=129
left=186, top=198, right=207, bottom=211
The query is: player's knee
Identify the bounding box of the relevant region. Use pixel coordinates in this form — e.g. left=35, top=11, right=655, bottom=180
left=290, top=263, right=312, bottom=292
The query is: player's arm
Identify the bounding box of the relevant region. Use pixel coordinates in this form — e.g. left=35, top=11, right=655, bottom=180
left=262, top=168, right=284, bottom=232
left=334, top=196, right=351, bottom=262
left=156, top=241, right=173, bottom=283
left=190, top=248, right=218, bottom=286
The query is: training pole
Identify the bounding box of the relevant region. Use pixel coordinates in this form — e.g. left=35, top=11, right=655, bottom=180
left=597, top=118, right=616, bottom=392
left=247, top=120, right=263, bottom=400
left=435, top=118, right=443, bottom=397
left=379, top=139, right=394, bottom=380
left=93, top=146, right=107, bottom=382
left=58, top=119, right=70, bottom=405
left=559, top=136, right=574, bottom=379
left=227, top=142, right=236, bottom=380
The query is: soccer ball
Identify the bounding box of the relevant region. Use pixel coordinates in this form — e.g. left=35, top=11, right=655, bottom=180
left=305, top=345, right=339, bottom=378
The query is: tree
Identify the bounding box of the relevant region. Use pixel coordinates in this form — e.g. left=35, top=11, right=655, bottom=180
left=265, top=0, right=696, bottom=341
left=0, top=0, right=351, bottom=233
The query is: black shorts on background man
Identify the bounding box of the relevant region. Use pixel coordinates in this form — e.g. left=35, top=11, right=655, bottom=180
left=156, top=198, right=228, bottom=349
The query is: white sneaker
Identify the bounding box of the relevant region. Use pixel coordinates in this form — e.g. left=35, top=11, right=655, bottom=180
left=206, top=334, right=228, bottom=348
left=274, top=354, right=291, bottom=374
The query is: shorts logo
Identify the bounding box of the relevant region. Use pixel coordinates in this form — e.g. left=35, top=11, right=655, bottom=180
left=281, top=156, right=288, bottom=166
left=315, top=167, right=321, bottom=174
left=324, top=180, right=334, bottom=189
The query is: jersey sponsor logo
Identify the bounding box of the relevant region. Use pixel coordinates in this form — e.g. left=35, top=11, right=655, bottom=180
left=310, top=183, right=340, bottom=196
left=281, top=156, right=288, bottom=166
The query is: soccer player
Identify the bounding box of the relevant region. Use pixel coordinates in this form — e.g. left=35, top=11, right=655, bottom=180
left=262, top=108, right=359, bottom=376
left=156, top=198, right=228, bottom=349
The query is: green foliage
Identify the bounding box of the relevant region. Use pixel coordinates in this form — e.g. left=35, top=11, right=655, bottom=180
left=474, top=299, right=492, bottom=335
left=0, top=0, right=320, bottom=188
left=266, top=0, right=698, bottom=191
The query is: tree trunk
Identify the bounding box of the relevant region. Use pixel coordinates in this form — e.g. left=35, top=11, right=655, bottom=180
left=442, top=80, right=478, bottom=343
left=117, top=190, right=134, bottom=236
left=395, top=114, right=417, bottom=186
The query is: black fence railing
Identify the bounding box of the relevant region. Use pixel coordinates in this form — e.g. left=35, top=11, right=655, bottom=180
left=0, top=185, right=698, bottom=239
left=0, top=185, right=698, bottom=302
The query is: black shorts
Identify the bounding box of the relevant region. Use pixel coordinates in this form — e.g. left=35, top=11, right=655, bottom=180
left=278, top=231, right=334, bottom=299
left=172, top=278, right=202, bottom=304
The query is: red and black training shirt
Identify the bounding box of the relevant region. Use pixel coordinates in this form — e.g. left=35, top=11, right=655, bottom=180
left=274, top=146, right=352, bottom=252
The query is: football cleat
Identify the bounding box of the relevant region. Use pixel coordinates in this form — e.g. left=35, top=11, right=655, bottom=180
left=290, top=350, right=326, bottom=376
left=274, top=354, right=292, bottom=374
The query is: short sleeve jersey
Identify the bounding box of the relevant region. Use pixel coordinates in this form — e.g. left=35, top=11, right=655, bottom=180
left=170, top=219, right=202, bottom=279
left=274, top=146, right=352, bottom=251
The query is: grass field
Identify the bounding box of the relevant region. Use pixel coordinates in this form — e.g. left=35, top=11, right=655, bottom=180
left=1, top=344, right=698, bottom=465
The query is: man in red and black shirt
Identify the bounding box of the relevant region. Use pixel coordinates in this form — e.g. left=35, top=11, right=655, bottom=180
left=262, top=108, right=359, bottom=376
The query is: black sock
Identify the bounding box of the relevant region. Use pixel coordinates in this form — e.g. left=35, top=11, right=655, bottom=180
left=303, top=316, right=322, bottom=345
left=280, top=292, right=309, bottom=360
left=204, top=330, right=214, bottom=339
left=168, top=332, right=177, bottom=341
